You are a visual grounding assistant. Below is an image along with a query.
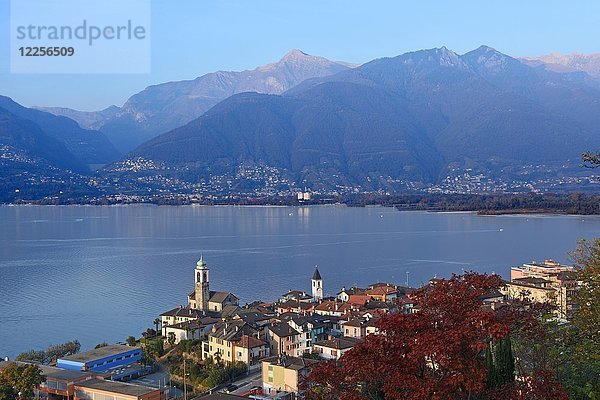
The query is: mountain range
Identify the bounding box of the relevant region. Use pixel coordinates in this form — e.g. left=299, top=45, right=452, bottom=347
left=0, top=96, right=119, bottom=168
left=109, top=46, right=600, bottom=192
left=3, top=46, right=600, bottom=200
left=39, top=50, right=354, bottom=153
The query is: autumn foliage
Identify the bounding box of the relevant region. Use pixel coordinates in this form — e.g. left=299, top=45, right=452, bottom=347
left=303, top=273, right=567, bottom=400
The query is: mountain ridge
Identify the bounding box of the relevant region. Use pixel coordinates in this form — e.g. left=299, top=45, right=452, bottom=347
left=109, top=45, right=599, bottom=193
left=39, top=50, right=356, bottom=153
left=0, top=96, right=120, bottom=168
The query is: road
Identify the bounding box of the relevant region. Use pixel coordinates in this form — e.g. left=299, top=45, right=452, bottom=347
left=129, top=370, right=184, bottom=398
left=229, top=370, right=263, bottom=395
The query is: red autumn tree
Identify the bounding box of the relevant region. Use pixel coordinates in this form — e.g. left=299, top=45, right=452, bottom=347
left=303, top=273, right=566, bottom=400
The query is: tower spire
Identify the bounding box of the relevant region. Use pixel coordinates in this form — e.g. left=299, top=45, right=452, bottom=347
left=311, top=265, right=323, bottom=301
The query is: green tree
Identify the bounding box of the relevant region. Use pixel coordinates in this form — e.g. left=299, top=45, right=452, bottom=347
left=15, top=350, right=47, bottom=364
left=0, top=362, right=45, bottom=399
left=0, top=376, right=13, bottom=400
left=95, top=342, right=109, bottom=349
left=146, top=339, right=164, bottom=359
left=168, top=332, right=176, bottom=345
left=45, top=340, right=80, bottom=362
left=562, top=239, right=600, bottom=399
left=494, top=335, right=514, bottom=386
left=572, top=239, right=600, bottom=360
left=485, top=343, right=496, bottom=388
left=126, top=336, right=137, bottom=346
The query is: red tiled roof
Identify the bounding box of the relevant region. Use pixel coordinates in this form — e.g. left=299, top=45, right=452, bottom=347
left=366, top=286, right=398, bottom=296
left=348, top=295, right=371, bottom=306
left=234, top=335, right=267, bottom=349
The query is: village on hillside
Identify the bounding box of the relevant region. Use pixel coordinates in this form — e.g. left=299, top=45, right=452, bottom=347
left=0, top=255, right=581, bottom=400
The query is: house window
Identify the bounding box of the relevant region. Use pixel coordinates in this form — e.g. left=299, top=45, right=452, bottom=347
left=268, top=377, right=273, bottom=383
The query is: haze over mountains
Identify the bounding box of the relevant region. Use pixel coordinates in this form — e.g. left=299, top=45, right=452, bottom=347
left=2, top=46, right=600, bottom=201
left=522, top=53, right=600, bottom=79
left=0, top=96, right=119, bottom=167
left=112, top=45, right=600, bottom=192
left=40, top=50, right=354, bottom=153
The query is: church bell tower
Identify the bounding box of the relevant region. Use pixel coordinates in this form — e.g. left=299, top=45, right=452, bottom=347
left=312, top=266, right=323, bottom=301
left=195, top=256, right=210, bottom=310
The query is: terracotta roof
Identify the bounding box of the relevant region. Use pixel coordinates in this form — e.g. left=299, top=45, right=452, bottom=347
left=314, top=300, right=349, bottom=312
left=348, top=295, right=371, bottom=306
left=314, top=337, right=361, bottom=350
left=366, top=286, right=398, bottom=296
left=234, top=334, right=268, bottom=349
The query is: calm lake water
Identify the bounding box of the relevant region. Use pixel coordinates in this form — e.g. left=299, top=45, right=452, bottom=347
left=1, top=205, right=600, bottom=358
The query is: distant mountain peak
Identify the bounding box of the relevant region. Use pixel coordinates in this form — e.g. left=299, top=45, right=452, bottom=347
left=473, top=45, right=497, bottom=53
left=461, top=45, right=520, bottom=73
left=281, top=49, right=310, bottom=61
left=400, top=47, right=464, bottom=69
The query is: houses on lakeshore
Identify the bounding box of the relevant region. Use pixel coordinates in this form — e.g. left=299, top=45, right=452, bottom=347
left=154, top=255, right=583, bottom=399
left=155, top=256, right=420, bottom=399
left=4, top=255, right=582, bottom=400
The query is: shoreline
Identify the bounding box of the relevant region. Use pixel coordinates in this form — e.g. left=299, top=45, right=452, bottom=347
left=1, top=202, right=599, bottom=217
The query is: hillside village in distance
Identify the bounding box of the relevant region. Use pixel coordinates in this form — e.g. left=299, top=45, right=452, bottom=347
left=1, top=254, right=580, bottom=400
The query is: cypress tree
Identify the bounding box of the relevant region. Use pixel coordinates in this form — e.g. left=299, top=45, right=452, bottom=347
left=485, top=341, right=496, bottom=388
left=494, top=335, right=515, bottom=386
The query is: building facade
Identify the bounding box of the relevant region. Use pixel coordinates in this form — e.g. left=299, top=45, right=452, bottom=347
left=262, top=356, right=319, bottom=398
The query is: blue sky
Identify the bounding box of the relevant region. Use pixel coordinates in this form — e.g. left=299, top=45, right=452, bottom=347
left=1, top=0, right=600, bottom=110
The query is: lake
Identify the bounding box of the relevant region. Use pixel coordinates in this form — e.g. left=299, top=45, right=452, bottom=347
left=1, top=205, right=599, bottom=359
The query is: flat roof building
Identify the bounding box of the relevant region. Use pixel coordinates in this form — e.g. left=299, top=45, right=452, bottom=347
left=57, top=345, right=147, bottom=380
left=73, top=379, right=164, bottom=400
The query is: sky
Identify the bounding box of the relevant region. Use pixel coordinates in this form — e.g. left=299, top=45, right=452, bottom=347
left=1, top=0, right=600, bottom=111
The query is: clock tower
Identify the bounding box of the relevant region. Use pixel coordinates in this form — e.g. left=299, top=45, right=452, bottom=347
left=194, top=256, right=210, bottom=310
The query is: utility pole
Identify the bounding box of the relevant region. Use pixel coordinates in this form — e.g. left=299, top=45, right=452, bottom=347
left=183, top=357, right=187, bottom=400
left=406, top=271, right=410, bottom=288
